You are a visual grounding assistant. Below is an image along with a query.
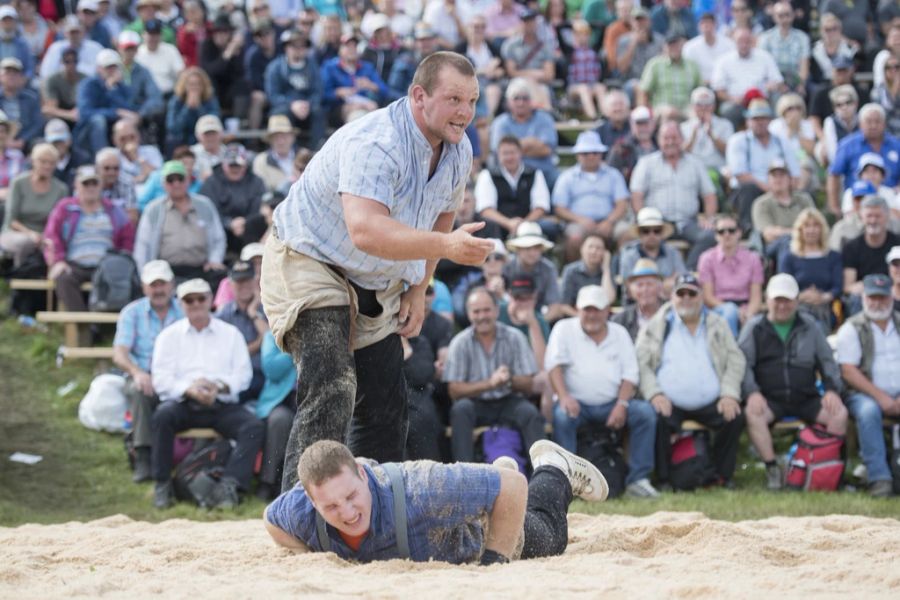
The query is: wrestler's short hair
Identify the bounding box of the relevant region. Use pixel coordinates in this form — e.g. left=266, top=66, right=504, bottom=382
left=410, top=51, right=476, bottom=95
left=297, top=440, right=360, bottom=488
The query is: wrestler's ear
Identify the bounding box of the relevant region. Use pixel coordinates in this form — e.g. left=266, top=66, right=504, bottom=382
left=357, top=464, right=368, bottom=482
left=410, top=83, right=426, bottom=107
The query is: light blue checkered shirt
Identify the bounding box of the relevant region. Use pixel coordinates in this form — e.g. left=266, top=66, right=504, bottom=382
left=273, top=97, right=472, bottom=290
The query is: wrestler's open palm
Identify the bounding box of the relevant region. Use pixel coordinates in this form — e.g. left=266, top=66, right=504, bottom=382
left=445, top=222, right=495, bottom=265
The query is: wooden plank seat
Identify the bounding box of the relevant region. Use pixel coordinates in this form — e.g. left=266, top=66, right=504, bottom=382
left=176, top=428, right=221, bottom=439
left=37, top=310, right=119, bottom=348
left=10, top=279, right=92, bottom=311
left=681, top=419, right=805, bottom=432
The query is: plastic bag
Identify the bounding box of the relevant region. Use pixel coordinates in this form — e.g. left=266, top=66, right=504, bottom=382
left=78, top=374, right=128, bottom=433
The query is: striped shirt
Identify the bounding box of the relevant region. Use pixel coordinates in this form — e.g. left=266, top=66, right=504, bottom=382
left=758, top=28, right=810, bottom=79
left=273, top=97, right=472, bottom=290
left=113, top=296, right=183, bottom=372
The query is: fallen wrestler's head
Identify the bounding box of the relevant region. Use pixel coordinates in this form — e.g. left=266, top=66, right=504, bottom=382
left=299, top=441, right=372, bottom=537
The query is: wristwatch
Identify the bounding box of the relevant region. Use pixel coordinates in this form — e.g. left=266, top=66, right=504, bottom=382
left=616, top=399, right=630, bottom=408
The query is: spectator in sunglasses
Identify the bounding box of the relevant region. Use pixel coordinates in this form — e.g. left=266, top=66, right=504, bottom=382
left=617, top=206, right=686, bottom=296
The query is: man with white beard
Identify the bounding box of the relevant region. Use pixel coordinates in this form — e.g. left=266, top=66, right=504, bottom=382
left=835, top=273, right=900, bottom=497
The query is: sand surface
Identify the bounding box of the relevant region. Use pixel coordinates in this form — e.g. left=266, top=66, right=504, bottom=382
left=2, top=511, right=898, bottom=599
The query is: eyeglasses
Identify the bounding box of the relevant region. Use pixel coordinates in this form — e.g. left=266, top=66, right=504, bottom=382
left=182, top=295, right=208, bottom=305
left=675, top=289, right=698, bottom=298
left=512, top=96, right=530, bottom=102
left=887, top=64, right=900, bottom=71
left=834, top=100, right=856, bottom=108
left=165, top=174, right=186, bottom=183
left=486, top=253, right=506, bottom=262
left=639, top=227, right=663, bottom=236
left=716, top=227, right=738, bottom=235
left=891, top=259, right=900, bottom=267
left=775, top=12, right=792, bottom=18
left=80, top=179, right=99, bottom=186
left=101, top=165, right=119, bottom=171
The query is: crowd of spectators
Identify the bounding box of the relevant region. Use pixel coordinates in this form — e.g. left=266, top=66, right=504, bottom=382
left=3, top=0, right=900, bottom=506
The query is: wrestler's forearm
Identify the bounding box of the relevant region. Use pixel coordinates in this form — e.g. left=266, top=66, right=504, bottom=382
left=411, top=211, right=456, bottom=291
left=344, top=195, right=453, bottom=262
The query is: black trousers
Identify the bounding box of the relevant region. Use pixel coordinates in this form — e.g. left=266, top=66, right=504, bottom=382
left=729, top=182, right=765, bottom=233
left=521, top=466, right=573, bottom=559
left=654, top=402, right=746, bottom=484
left=406, top=386, right=445, bottom=462
left=280, top=304, right=409, bottom=491
left=450, top=395, right=546, bottom=463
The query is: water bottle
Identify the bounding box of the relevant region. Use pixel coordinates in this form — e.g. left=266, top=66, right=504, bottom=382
left=783, top=442, right=798, bottom=466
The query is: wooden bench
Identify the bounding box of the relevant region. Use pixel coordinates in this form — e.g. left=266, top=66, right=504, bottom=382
left=682, top=419, right=804, bottom=433
left=10, top=279, right=92, bottom=311
left=177, top=428, right=221, bottom=439
left=37, top=310, right=119, bottom=347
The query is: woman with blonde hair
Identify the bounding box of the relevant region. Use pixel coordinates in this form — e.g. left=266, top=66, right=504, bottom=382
left=777, top=207, right=843, bottom=329
left=770, top=93, right=818, bottom=191
left=165, top=67, right=221, bottom=151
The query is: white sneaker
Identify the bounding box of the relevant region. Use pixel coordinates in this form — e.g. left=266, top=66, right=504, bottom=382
left=529, top=440, right=609, bottom=502
left=492, top=456, right=519, bottom=471
left=625, top=478, right=661, bottom=498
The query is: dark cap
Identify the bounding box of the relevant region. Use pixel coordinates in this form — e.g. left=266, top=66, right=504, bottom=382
left=211, top=14, right=233, bottom=32
left=144, top=18, right=162, bottom=34
left=508, top=272, right=536, bottom=297
left=665, top=29, right=686, bottom=43
left=521, top=8, right=539, bottom=20
left=674, top=272, right=701, bottom=292
left=280, top=28, right=309, bottom=46
left=252, top=19, right=273, bottom=35
left=863, top=273, right=892, bottom=296
left=229, top=260, right=255, bottom=282
left=223, top=143, right=248, bottom=166
left=832, top=55, right=854, bottom=70
left=340, top=33, right=359, bottom=45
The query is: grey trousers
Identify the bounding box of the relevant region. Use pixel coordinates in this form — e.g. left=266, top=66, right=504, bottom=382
left=260, top=403, right=295, bottom=486
left=126, top=380, right=159, bottom=448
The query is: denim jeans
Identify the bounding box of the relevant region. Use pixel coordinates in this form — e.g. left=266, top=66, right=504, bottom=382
left=712, top=302, right=741, bottom=337
left=845, top=393, right=892, bottom=482
left=552, top=399, right=657, bottom=484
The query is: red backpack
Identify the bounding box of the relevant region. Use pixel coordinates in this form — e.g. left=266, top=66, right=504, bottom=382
left=784, top=425, right=845, bottom=491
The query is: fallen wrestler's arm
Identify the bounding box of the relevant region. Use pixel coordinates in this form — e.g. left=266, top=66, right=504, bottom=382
left=263, top=506, right=311, bottom=552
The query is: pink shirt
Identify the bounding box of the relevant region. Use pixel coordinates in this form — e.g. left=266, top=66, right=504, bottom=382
left=485, top=3, right=524, bottom=39
left=697, top=246, right=763, bottom=303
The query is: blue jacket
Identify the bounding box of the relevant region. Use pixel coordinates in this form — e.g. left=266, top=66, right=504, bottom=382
left=165, top=95, right=221, bottom=146
left=264, top=55, right=322, bottom=114
left=0, top=88, right=43, bottom=143
left=256, top=332, right=297, bottom=419
left=320, top=57, right=389, bottom=109
left=244, top=44, right=276, bottom=92
left=76, top=76, right=135, bottom=122
left=124, top=63, right=163, bottom=120
left=0, top=36, right=35, bottom=78
left=88, top=22, right=113, bottom=48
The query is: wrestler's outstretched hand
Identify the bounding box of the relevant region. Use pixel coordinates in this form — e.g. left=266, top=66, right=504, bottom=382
left=444, top=222, right=496, bottom=266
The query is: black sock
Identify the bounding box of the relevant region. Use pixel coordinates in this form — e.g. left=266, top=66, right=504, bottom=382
left=479, top=549, right=510, bottom=566
left=765, top=460, right=777, bottom=468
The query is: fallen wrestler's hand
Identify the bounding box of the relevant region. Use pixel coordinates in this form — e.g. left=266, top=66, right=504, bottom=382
left=444, top=222, right=496, bottom=266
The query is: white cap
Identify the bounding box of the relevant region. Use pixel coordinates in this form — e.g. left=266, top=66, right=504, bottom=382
left=489, top=238, right=508, bottom=257
left=78, top=0, right=100, bottom=11
left=240, top=242, right=265, bottom=261
left=195, top=114, right=223, bottom=137
left=140, top=260, right=174, bottom=285
left=766, top=273, right=799, bottom=300
left=576, top=285, right=610, bottom=310
left=117, top=30, right=142, bottom=48
left=177, top=278, right=212, bottom=299
left=886, top=246, right=900, bottom=264
left=96, top=48, right=121, bottom=68
left=0, top=6, right=18, bottom=20
left=630, top=106, right=652, bottom=122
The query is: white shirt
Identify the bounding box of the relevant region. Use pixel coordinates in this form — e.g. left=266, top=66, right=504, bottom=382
left=874, top=49, right=891, bottom=90
left=835, top=318, right=900, bottom=397
left=40, top=39, right=104, bottom=79
left=545, top=318, right=638, bottom=406
left=711, top=48, right=783, bottom=100
left=423, top=0, right=462, bottom=46
left=151, top=317, right=253, bottom=403
left=683, top=34, right=736, bottom=83
left=841, top=184, right=898, bottom=215
left=135, top=43, right=186, bottom=94
left=680, top=115, right=734, bottom=170
left=474, top=165, right=550, bottom=214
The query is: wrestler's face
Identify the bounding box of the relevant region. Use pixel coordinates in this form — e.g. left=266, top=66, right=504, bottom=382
left=308, top=464, right=372, bottom=537
left=413, top=66, right=479, bottom=147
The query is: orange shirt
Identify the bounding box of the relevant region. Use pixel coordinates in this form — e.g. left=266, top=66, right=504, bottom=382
left=339, top=530, right=368, bottom=551
left=603, top=20, right=632, bottom=72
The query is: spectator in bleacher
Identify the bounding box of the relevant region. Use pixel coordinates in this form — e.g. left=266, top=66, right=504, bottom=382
left=818, top=83, right=860, bottom=167
left=165, top=67, right=221, bottom=150
left=810, top=13, right=857, bottom=85
left=501, top=9, right=555, bottom=111
left=595, top=90, right=630, bottom=150
left=504, top=221, right=564, bottom=322
left=630, top=120, right=717, bottom=269
left=601, top=0, right=634, bottom=75
left=473, top=135, right=549, bottom=240
left=13, top=1, right=48, bottom=67
left=725, top=98, right=801, bottom=232
left=361, top=13, right=400, bottom=84
left=200, top=144, right=267, bottom=252
left=889, top=246, right=900, bottom=310
left=777, top=208, right=842, bottom=331
left=253, top=115, right=297, bottom=192
left=96, top=0, right=124, bottom=40
left=149, top=277, right=263, bottom=509
left=451, top=237, right=508, bottom=325
left=0, top=6, right=35, bottom=78
left=828, top=104, right=900, bottom=216
left=443, top=286, right=544, bottom=465
left=76, top=0, right=111, bottom=49
left=563, top=19, right=603, bottom=122
left=112, top=120, right=162, bottom=192
left=126, top=0, right=176, bottom=45
left=835, top=273, right=900, bottom=497
left=114, top=31, right=164, bottom=133
left=423, top=0, right=464, bottom=49
left=313, top=14, right=343, bottom=65
left=362, top=0, right=415, bottom=40
left=264, top=29, right=325, bottom=150
left=697, top=214, right=764, bottom=337
left=388, top=23, right=439, bottom=98
left=681, top=86, right=732, bottom=180
left=200, top=14, right=249, bottom=123
left=616, top=207, right=685, bottom=294
left=457, top=15, right=504, bottom=119
left=871, top=54, right=900, bottom=139
left=840, top=153, right=898, bottom=218
left=874, top=23, right=900, bottom=92
left=758, top=1, right=809, bottom=96
left=548, top=284, right=659, bottom=497
left=112, top=259, right=183, bottom=484
left=552, top=130, right=629, bottom=259
left=0, top=110, right=24, bottom=198
left=42, top=165, right=135, bottom=311
left=0, top=57, right=40, bottom=150
left=636, top=30, right=701, bottom=113
left=843, top=196, right=900, bottom=315
left=606, top=105, right=657, bottom=183
left=614, top=7, right=663, bottom=95
left=175, top=0, right=209, bottom=68
left=0, top=143, right=66, bottom=267
left=489, top=78, right=558, bottom=187
left=498, top=271, right=549, bottom=363
left=39, top=15, right=103, bottom=80
left=255, top=329, right=298, bottom=500
left=133, top=160, right=226, bottom=290
left=75, top=49, right=138, bottom=154
left=770, top=93, right=816, bottom=192
left=138, top=146, right=202, bottom=211
left=40, top=48, right=83, bottom=128
left=751, top=159, right=816, bottom=260
left=831, top=181, right=878, bottom=252
left=134, top=20, right=184, bottom=99
left=96, top=147, right=136, bottom=219
left=244, top=20, right=278, bottom=133
left=611, top=257, right=664, bottom=341
left=560, top=233, right=615, bottom=317
left=739, top=273, right=847, bottom=490
left=45, top=118, right=90, bottom=189
left=711, top=28, right=784, bottom=128
left=156, top=0, right=182, bottom=31
left=683, top=12, right=734, bottom=85
left=649, top=0, right=696, bottom=39
left=809, top=57, right=862, bottom=144
left=190, top=114, right=226, bottom=181
left=484, top=0, right=523, bottom=44
left=636, top=272, right=745, bottom=491
left=321, top=33, right=391, bottom=125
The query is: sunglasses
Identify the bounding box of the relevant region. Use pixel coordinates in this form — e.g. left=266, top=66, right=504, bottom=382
left=182, top=294, right=207, bottom=305
left=887, top=65, right=900, bottom=71
left=675, top=289, right=698, bottom=298
left=891, top=260, right=900, bottom=267
left=639, top=227, right=663, bottom=235
left=80, top=179, right=99, bottom=186
left=823, top=26, right=839, bottom=32
left=166, top=174, right=186, bottom=183
left=716, top=227, right=738, bottom=235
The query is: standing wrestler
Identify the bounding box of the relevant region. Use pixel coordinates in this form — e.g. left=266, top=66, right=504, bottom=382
left=262, top=51, right=494, bottom=491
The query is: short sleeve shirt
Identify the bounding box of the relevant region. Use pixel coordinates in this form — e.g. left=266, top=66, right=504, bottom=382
left=113, top=297, right=183, bottom=372
left=551, top=164, right=628, bottom=221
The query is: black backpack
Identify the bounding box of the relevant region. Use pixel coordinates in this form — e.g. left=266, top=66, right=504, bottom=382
left=888, top=424, right=900, bottom=495
left=89, top=250, right=141, bottom=312
left=669, top=431, right=716, bottom=491
left=173, top=440, right=233, bottom=507
left=576, top=424, right=627, bottom=499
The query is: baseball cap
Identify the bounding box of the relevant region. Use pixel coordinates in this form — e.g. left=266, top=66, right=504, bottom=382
left=521, top=8, right=539, bottom=20
left=674, top=273, right=701, bottom=293
left=223, top=144, right=248, bottom=166
left=631, top=6, right=649, bottom=18
left=144, top=18, right=163, bottom=34
left=856, top=152, right=886, bottom=177
left=508, top=272, right=536, bottom=297
left=229, top=260, right=255, bottom=282
left=280, top=28, right=309, bottom=46
left=832, top=55, right=854, bottom=70
left=690, top=86, right=716, bottom=106
left=366, top=13, right=391, bottom=36
left=887, top=246, right=900, bottom=264
left=64, top=14, right=84, bottom=32
left=766, top=273, right=799, bottom=300
left=745, top=98, right=774, bottom=119
left=78, top=0, right=100, bottom=11
left=628, top=258, right=662, bottom=280
left=96, top=48, right=121, bottom=68
left=177, top=278, right=211, bottom=300
left=488, top=238, right=508, bottom=258
left=0, top=6, right=17, bottom=20
left=161, top=160, right=187, bottom=179
left=851, top=180, right=877, bottom=197
left=240, top=242, right=265, bottom=261
left=576, top=285, right=610, bottom=310
left=44, top=118, right=71, bottom=143
left=631, top=106, right=652, bottom=123
left=863, top=273, right=892, bottom=296
left=117, top=30, right=141, bottom=48
left=0, top=57, right=23, bottom=71
left=414, top=23, right=436, bottom=40
left=195, top=114, right=223, bottom=136
left=768, top=158, right=789, bottom=173
left=140, top=260, right=174, bottom=285
left=340, top=33, right=359, bottom=45
left=75, top=165, right=99, bottom=184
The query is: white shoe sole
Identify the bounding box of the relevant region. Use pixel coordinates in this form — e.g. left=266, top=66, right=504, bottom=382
left=492, top=456, right=520, bottom=471
left=529, top=440, right=609, bottom=502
